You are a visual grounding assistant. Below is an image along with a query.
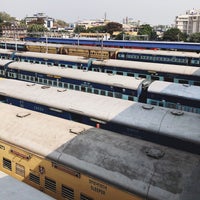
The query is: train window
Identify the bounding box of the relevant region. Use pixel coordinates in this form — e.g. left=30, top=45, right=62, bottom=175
left=138, top=74, right=147, bottom=78
left=44, top=79, right=48, bottom=84
left=53, top=81, right=57, bottom=87
left=75, top=85, right=80, bottom=90
left=35, top=61, right=39, bottom=64
left=41, top=61, right=45, bottom=64
left=30, top=60, right=33, bottom=63
left=94, top=89, right=99, bottom=94
left=127, top=72, right=134, bottom=77
left=88, top=88, right=92, bottom=93
left=62, top=185, right=74, bottom=200
left=64, top=83, right=68, bottom=88
left=164, top=77, right=173, bottom=82
left=48, top=80, right=52, bottom=85
left=58, top=82, right=63, bottom=87
left=100, top=90, right=106, bottom=96
left=116, top=71, right=123, bottom=75
left=108, top=91, right=113, bottom=97
left=3, top=158, right=12, bottom=171
left=45, top=177, right=56, bottom=193
left=69, top=84, right=74, bottom=90
left=151, top=76, right=160, bottom=80
left=115, top=93, right=122, bottom=99
left=15, top=163, right=25, bottom=177
left=68, top=65, right=72, bottom=68
left=81, top=86, right=86, bottom=92
left=166, top=102, right=177, bottom=109
left=128, top=96, right=134, bottom=101
left=31, top=76, right=35, bottom=81
left=61, top=64, right=65, bottom=67
left=106, top=70, right=113, bottom=74
left=80, top=193, right=93, bottom=200
left=194, top=82, right=200, bottom=86
left=47, top=62, right=52, bottom=66
left=178, top=80, right=188, bottom=84
left=29, top=173, right=40, bottom=185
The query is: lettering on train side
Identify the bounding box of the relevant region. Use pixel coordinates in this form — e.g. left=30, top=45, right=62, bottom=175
left=89, top=178, right=107, bottom=195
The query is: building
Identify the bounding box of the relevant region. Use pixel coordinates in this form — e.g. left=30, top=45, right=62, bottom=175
left=24, top=13, right=54, bottom=30
left=175, top=9, right=200, bottom=34
left=0, top=25, right=27, bottom=39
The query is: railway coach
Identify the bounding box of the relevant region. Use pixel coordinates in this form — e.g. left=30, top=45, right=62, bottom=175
left=0, top=103, right=200, bottom=200
left=0, top=79, right=199, bottom=154
left=0, top=49, right=199, bottom=86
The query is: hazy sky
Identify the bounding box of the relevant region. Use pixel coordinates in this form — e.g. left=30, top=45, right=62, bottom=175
left=1, top=0, right=200, bottom=25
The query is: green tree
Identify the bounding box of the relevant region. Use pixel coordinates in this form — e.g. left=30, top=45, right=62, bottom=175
left=188, top=32, right=200, bottom=43
left=27, top=24, right=48, bottom=37
left=74, top=25, right=86, bottom=33
left=86, top=25, right=106, bottom=33
left=114, top=31, right=129, bottom=40
left=163, top=28, right=187, bottom=41
left=0, top=12, right=15, bottom=23
left=138, top=24, right=157, bottom=40
left=105, top=22, right=122, bottom=35
left=56, top=19, right=68, bottom=27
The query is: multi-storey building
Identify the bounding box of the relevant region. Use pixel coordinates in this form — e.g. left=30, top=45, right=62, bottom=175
left=24, top=13, right=54, bottom=30
left=175, top=9, right=200, bottom=34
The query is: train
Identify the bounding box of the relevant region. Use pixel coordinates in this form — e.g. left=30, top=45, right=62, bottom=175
left=0, top=59, right=147, bottom=102
left=0, top=59, right=199, bottom=114
left=0, top=171, right=54, bottom=200
left=0, top=78, right=199, bottom=154
left=0, top=49, right=200, bottom=86
left=0, top=102, right=200, bottom=200
left=24, top=37, right=200, bottom=52
left=1, top=40, right=200, bottom=66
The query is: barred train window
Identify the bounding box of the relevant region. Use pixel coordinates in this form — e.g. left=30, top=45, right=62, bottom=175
left=45, top=177, right=56, bottom=193
left=62, top=185, right=74, bottom=200
left=3, top=158, right=12, bottom=171
left=29, top=173, right=40, bottom=185
left=80, top=193, right=93, bottom=200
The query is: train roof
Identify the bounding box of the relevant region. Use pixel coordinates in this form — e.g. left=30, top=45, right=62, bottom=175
left=118, top=48, right=200, bottom=58
left=0, top=79, right=200, bottom=146
left=1, top=48, right=200, bottom=77
left=0, top=103, right=200, bottom=200
left=6, top=60, right=145, bottom=90
left=0, top=171, right=54, bottom=200
left=94, top=59, right=200, bottom=76
left=148, top=81, right=200, bottom=100
left=14, top=50, right=89, bottom=63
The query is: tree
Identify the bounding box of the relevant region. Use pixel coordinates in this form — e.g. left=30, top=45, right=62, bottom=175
left=138, top=24, right=157, bottom=40
left=188, top=32, right=200, bottom=43
left=105, top=22, right=122, bottom=35
left=74, top=25, right=86, bottom=33
left=27, top=24, right=48, bottom=37
left=0, top=12, right=15, bottom=23
left=86, top=26, right=106, bottom=33
left=56, top=19, right=68, bottom=27
left=163, top=28, right=187, bottom=41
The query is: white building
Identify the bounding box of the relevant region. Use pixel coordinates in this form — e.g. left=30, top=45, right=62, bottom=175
left=25, top=13, right=54, bottom=30
left=175, top=9, right=200, bottom=34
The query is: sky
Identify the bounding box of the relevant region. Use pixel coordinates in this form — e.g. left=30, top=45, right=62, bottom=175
left=1, top=0, right=200, bottom=25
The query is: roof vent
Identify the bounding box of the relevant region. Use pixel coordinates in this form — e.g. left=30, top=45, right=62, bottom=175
left=142, top=104, right=154, bottom=110
left=69, top=127, right=85, bottom=135
left=171, top=110, right=184, bottom=116
left=26, top=83, right=36, bottom=87
left=146, top=148, right=165, bottom=159
left=57, top=89, right=67, bottom=92
left=16, top=112, right=31, bottom=118
left=41, top=85, right=50, bottom=89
